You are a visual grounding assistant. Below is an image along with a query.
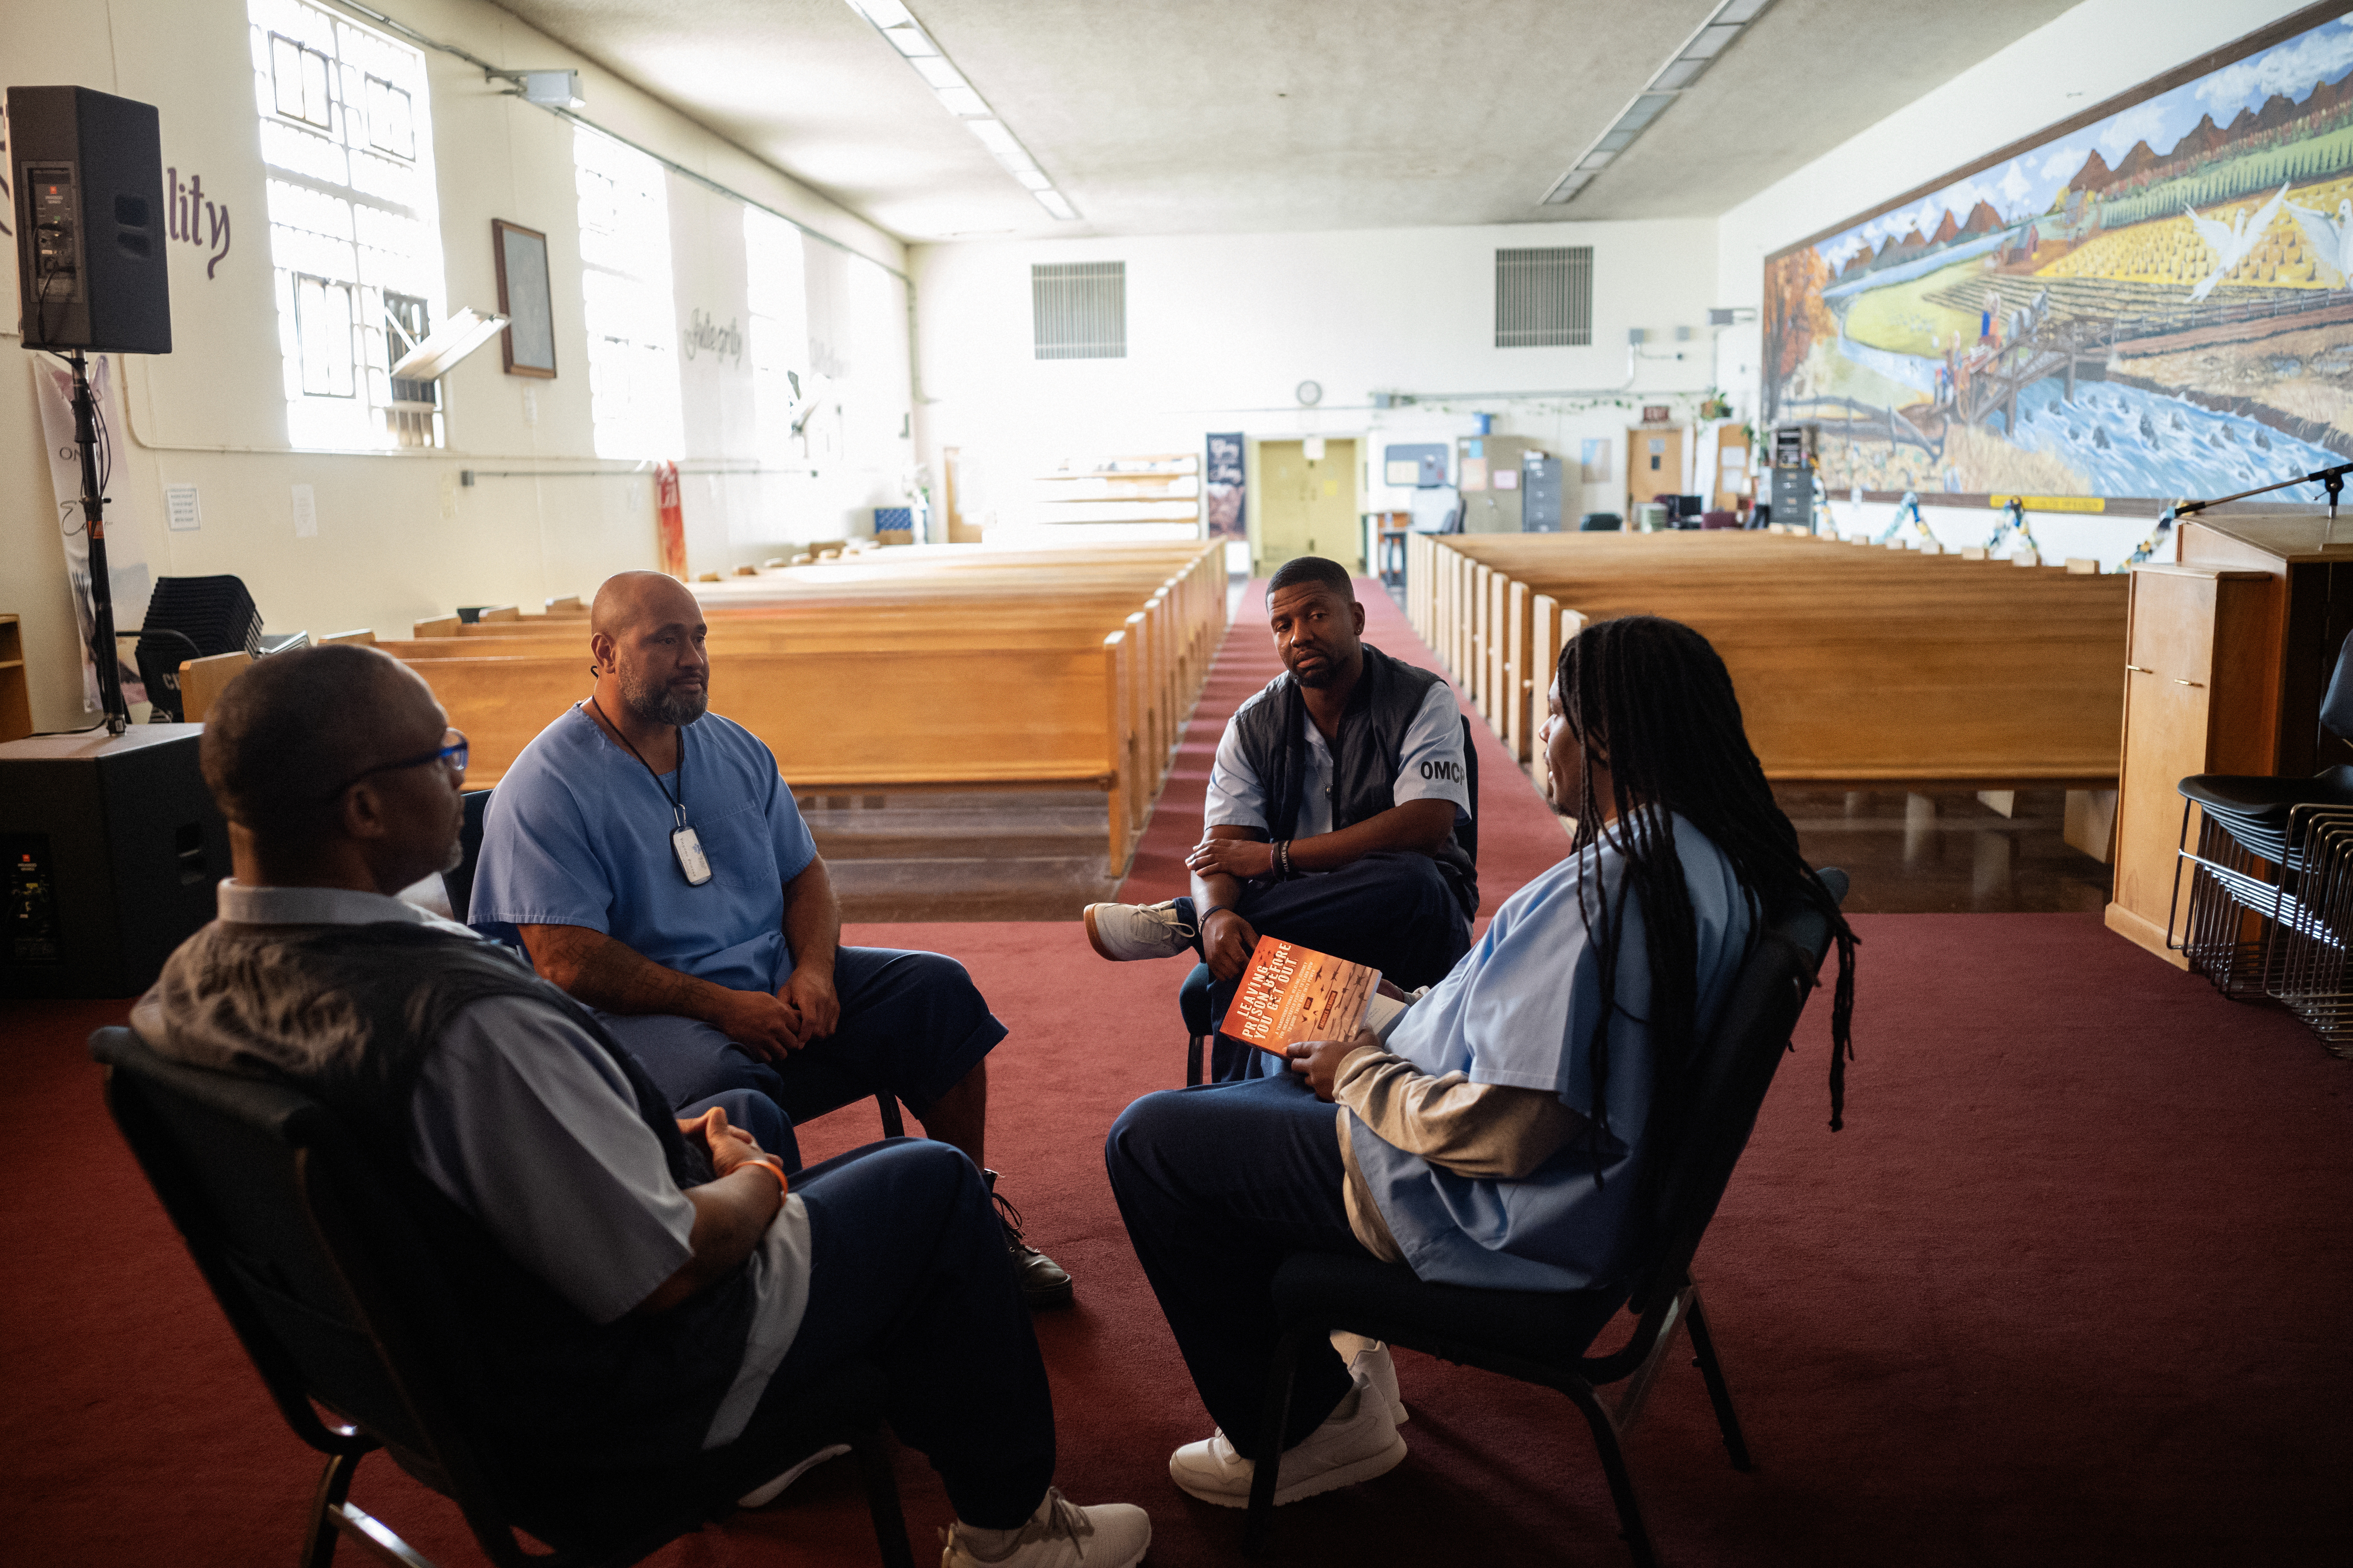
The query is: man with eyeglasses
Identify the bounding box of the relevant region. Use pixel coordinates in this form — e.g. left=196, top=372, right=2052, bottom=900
left=131, top=645, right=1149, bottom=1567
left=465, top=572, right=1071, bottom=1310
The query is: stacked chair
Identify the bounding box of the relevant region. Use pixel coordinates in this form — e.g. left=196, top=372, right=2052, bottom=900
left=2173, top=635, right=2353, bottom=1051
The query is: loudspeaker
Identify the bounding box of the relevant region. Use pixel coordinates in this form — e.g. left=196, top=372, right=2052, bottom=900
left=9, top=84, right=172, bottom=353
left=2, top=726, right=227, bottom=998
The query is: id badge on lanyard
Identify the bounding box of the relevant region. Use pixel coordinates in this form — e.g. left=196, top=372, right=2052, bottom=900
left=672, top=825, right=712, bottom=886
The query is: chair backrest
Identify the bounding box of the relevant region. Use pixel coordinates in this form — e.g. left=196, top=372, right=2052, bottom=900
left=1457, top=713, right=1480, bottom=870
left=442, top=788, right=495, bottom=923
left=1624, top=867, right=1847, bottom=1312
left=2319, top=633, right=2353, bottom=743
left=136, top=575, right=263, bottom=722
left=90, top=1025, right=515, bottom=1546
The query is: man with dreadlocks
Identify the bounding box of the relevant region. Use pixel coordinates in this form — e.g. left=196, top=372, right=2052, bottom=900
left=1082, top=555, right=1477, bottom=1079
left=1104, top=615, right=1857, bottom=1511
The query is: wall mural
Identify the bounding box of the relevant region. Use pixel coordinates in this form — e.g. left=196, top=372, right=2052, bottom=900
left=1763, top=9, right=2353, bottom=506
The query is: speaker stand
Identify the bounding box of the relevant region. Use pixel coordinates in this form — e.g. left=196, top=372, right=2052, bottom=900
left=67, top=350, right=129, bottom=736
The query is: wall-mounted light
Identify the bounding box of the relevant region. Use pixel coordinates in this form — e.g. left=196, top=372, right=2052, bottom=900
left=1541, top=0, right=1772, bottom=206
left=485, top=68, right=585, bottom=109
left=844, top=0, right=1081, bottom=223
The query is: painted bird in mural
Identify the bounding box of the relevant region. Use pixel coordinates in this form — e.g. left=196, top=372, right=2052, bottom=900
left=2184, top=185, right=2288, bottom=302
left=2288, top=196, right=2353, bottom=288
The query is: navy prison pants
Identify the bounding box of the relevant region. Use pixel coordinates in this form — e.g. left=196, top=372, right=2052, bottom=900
left=1104, top=1074, right=1374, bottom=1457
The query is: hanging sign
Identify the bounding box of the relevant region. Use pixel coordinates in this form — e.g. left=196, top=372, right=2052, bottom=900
left=1205, top=432, right=1245, bottom=541
left=654, top=459, right=688, bottom=576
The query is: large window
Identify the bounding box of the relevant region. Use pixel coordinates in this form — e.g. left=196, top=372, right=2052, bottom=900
left=575, top=126, right=682, bottom=462
left=745, top=207, right=809, bottom=466
left=248, top=0, right=445, bottom=449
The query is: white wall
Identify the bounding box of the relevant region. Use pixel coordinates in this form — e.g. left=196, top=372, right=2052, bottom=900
left=910, top=221, right=1723, bottom=548
left=1713, top=0, right=2318, bottom=566
left=2, top=0, right=915, bottom=730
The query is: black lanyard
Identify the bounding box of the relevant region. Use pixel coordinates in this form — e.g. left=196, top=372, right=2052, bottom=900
left=592, top=696, right=687, bottom=831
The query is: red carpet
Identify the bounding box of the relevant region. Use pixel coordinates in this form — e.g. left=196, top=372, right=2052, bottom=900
left=6, top=591, right=2350, bottom=1564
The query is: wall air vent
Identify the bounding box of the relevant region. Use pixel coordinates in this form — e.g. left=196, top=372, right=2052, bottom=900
left=1494, top=246, right=1592, bottom=348
left=1032, top=261, right=1125, bottom=360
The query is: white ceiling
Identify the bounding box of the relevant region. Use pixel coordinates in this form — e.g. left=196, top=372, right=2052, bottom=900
left=489, top=0, right=2087, bottom=242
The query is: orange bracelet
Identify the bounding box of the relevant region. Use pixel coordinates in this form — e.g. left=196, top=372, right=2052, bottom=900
left=744, top=1157, right=789, bottom=1199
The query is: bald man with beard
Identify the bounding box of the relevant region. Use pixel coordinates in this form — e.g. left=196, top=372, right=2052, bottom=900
left=468, top=572, right=1071, bottom=1309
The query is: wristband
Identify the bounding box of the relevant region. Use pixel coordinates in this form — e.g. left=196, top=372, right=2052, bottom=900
left=1274, top=839, right=1292, bottom=879
left=743, top=1157, right=789, bottom=1200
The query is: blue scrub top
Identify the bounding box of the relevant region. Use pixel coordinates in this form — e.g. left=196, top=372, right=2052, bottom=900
left=1350, top=812, right=1755, bottom=1292
left=468, top=706, right=818, bottom=995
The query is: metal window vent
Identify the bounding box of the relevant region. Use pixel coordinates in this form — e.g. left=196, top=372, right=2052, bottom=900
left=1032, top=261, right=1126, bottom=360
left=1495, top=247, right=1592, bottom=348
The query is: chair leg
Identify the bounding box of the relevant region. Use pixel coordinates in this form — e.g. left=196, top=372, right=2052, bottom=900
left=1185, top=1031, right=1206, bottom=1087
left=302, top=1450, right=361, bottom=1568
left=1242, top=1327, right=1309, bottom=1556
left=876, top=1093, right=905, bottom=1139
left=1681, top=1289, right=1752, bottom=1472
left=1562, top=1382, right=1659, bottom=1568
left=853, top=1430, right=917, bottom=1568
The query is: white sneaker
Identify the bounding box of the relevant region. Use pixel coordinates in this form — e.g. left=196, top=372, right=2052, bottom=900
left=737, top=1442, right=851, bottom=1507
left=1331, top=1334, right=1405, bottom=1423
left=1167, top=1373, right=1406, bottom=1509
left=939, top=1487, right=1151, bottom=1568
left=1082, top=899, right=1197, bottom=962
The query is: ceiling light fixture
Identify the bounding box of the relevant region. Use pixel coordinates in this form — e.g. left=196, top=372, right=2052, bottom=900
left=1540, top=0, right=1774, bottom=206
left=842, top=0, right=1081, bottom=222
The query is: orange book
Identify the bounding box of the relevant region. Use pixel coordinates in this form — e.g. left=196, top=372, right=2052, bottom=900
left=1225, top=936, right=1381, bottom=1056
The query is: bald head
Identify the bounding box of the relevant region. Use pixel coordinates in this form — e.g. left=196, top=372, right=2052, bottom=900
left=590, top=571, right=711, bottom=728
left=591, top=571, right=701, bottom=642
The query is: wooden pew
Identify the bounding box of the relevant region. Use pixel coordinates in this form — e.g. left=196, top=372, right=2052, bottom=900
left=1414, top=532, right=2128, bottom=787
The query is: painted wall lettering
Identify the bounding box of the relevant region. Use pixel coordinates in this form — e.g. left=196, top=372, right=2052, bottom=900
left=682, top=308, right=743, bottom=366
left=165, top=167, right=232, bottom=278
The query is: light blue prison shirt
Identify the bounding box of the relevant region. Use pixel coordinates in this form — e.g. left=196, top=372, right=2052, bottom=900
left=1349, top=812, right=1755, bottom=1292
left=468, top=706, right=818, bottom=992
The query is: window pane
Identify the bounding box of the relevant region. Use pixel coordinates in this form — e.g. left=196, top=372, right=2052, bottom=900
left=271, top=36, right=305, bottom=118
left=301, top=47, right=331, bottom=129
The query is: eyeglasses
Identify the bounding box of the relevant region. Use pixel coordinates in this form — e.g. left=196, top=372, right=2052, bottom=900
left=316, top=728, right=468, bottom=801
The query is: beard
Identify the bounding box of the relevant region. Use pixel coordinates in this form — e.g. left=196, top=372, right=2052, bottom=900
left=621, top=667, right=709, bottom=727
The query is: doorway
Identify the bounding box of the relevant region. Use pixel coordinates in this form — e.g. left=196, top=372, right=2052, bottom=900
left=1626, top=426, right=1685, bottom=518
left=1254, top=439, right=1359, bottom=578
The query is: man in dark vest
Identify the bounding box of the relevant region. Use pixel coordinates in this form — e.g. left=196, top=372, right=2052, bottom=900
left=132, top=645, right=1148, bottom=1568
left=1084, top=556, right=1475, bottom=1077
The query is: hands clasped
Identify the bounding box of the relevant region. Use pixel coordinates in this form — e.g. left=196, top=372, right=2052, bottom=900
left=709, top=965, right=841, bottom=1062
left=1184, top=835, right=1275, bottom=882
left=677, top=1105, right=786, bottom=1189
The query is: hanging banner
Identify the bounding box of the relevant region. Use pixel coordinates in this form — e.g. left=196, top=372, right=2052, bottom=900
left=654, top=459, right=688, bottom=576
left=33, top=353, right=152, bottom=710
left=1205, top=431, right=1245, bottom=541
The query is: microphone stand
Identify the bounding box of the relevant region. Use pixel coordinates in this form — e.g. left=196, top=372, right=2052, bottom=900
left=66, top=350, right=130, bottom=736
left=2170, top=459, right=2353, bottom=542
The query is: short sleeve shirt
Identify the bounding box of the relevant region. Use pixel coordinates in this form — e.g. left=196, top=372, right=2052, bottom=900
left=1204, top=679, right=1471, bottom=843
left=468, top=707, right=818, bottom=993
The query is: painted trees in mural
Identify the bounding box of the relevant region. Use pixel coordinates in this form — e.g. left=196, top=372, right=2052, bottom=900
left=1761, top=14, right=2353, bottom=505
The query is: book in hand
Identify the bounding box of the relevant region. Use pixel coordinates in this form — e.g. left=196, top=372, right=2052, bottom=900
left=1225, top=936, right=1383, bottom=1056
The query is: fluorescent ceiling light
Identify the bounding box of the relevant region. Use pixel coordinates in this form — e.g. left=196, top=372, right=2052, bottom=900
left=910, top=55, right=965, bottom=89
left=1683, top=24, right=1743, bottom=58
left=1538, top=0, right=1774, bottom=208
left=844, top=0, right=1077, bottom=223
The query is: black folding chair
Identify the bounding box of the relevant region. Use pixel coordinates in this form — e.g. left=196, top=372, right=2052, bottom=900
left=91, top=1025, right=916, bottom=1568
left=1242, top=868, right=1849, bottom=1566
left=442, top=788, right=905, bottom=1137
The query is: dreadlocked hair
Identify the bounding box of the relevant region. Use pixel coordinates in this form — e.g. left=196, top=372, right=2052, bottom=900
left=1557, top=616, right=1859, bottom=1153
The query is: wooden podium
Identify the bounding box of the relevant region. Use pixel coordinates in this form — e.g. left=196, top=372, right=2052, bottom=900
left=2108, top=512, right=2353, bottom=964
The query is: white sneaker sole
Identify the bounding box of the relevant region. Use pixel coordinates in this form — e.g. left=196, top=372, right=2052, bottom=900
left=1170, top=1426, right=1408, bottom=1510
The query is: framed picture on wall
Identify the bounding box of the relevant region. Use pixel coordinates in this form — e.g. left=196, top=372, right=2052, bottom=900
left=492, top=219, right=556, bottom=378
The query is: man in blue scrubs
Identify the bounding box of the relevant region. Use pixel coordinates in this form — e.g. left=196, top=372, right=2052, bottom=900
left=468, top=572, right=1071, bottom=1309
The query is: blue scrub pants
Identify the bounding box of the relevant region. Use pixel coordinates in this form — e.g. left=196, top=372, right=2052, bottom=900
left=1192, top=850, right=1471, bottom=1081
left=1104, top=1074, right=1372, bottom=1457
left=600, top=945, right=1006, bottom=1133
left=744, top=1137, right=1055, bottom=1528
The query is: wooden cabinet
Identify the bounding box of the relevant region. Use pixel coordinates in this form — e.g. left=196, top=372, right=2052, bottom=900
left=0, top=616, right=29, bottom=743
left=2106, top=566, right=2280, bottom=964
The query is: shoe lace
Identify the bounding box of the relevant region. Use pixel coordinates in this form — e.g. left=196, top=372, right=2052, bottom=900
left=993, top=1189, right=1036, bottom=1253
left=1031, top=1489, right=1094, bottom=1556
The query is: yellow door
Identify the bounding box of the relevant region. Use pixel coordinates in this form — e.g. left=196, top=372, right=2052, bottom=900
left=1254, top=439, right=1359, bottom=577
left=1626, top=427, right=1685, bottom=518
